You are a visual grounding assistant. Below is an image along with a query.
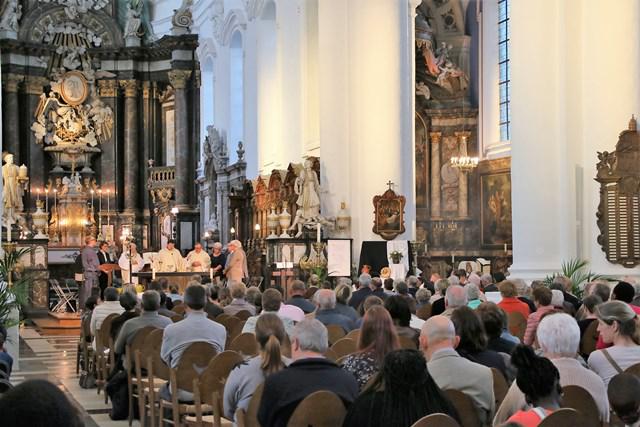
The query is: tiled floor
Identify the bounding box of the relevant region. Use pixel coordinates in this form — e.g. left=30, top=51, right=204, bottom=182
left=11, top=325, right=140, bottom=427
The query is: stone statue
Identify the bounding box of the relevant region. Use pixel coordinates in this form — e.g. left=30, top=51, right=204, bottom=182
left=295, top=159, right=321, bottom=220
left=0, top=0, right=21, bottom=32
left=124, top=1, right=142, bottom=38
left=2, top=153, right=26, bottom=221
left=172, top=0, right=193, bottom=35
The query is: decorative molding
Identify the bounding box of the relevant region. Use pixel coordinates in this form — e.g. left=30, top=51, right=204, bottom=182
left=119, top=80, right=139, bottom=98
left=220, top=9, right=247, bottom=47
left=98, top=79, right=117, bottom=97
left=172, top=0, right=194, bottom=35
left=243, top=0, right=266, bottom=21
left=3, top=73, right=24, bottom=92
left=167, top=70, right=192, bottom=90
left=23, top=76, right=48, bottom=95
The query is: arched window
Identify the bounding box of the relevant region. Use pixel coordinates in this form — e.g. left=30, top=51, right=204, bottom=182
left=498, top=0, right=510, bottom=141
left=229, top=30, right=244, bottom=160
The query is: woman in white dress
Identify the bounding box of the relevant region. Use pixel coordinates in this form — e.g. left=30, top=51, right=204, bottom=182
left=119, top=242, right=144, bottom=284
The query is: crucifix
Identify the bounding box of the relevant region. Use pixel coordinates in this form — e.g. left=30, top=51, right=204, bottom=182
left=387, top=180, right=394, bottom=191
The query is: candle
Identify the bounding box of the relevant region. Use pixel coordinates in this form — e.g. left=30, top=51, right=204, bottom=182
left=107, top=189, right=110, bottom=226
left=451, top=254, right=455, bottom=264
left=90, top=189, right=94, bottom=209
left=209, top=267, right=214, bottom=282
left=37, top=188, right=40, bottom=202
left=504, top=243, right=508, bottom=254
left=152, top=267, right=156, bottom=280
left=316, top=223, right=321, bottom=243
left=98, top=189, right=102, bottom=212
left=45, top=188, right=49, bottom=212
left=53, top=188, right=57, bottom=212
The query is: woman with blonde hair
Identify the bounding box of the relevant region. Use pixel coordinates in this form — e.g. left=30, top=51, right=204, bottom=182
left=341, top=305, right=400, bottom=389
left=588, top=301, right=640, bottom=387
left=223, top=313, right=290, bottom=421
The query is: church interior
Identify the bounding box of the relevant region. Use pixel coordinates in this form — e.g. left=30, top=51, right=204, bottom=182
left=0, top=0, right=639, bottom=426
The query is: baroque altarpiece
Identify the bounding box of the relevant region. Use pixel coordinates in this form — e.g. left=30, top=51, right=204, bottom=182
left=1, top=0, right=200, bottom=254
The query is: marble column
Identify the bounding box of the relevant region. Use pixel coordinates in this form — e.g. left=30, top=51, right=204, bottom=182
left=456, top=132, right=470, bottom=218
left=120, top=80, right=139, bottom=214
left=24, top=77, right=50, bottom=211
left=168, top=70, right=192, bottom=207
left=142, top=82, right=152, bottom=214
left=430, top=132, right=442, bottom=218
left=2, top=74, right=23, bottom=162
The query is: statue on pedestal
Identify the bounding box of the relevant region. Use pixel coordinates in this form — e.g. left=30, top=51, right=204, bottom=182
left=288, top=159, right=333, bottom=238
left=0, top=0, right=21, bottom=33
left=2, top=153, right=28, bottom=225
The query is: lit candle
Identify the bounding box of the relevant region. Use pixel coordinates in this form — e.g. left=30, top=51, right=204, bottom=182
left=209, top=267, right=214, bottom=282
left=53, top=188, right=57, bottom=212
left=90, top=189, right=94, bottom=209
left=98, top=189, right=102, bottom=212
left=316, top=223, right=321, bottom=243
left=107, top=189, right=110, bottom=226
left=37, top=188, right=41, bottom=202
left=504, top=243, right=508, bottom=254
left=152, top=267, right=156, bottom=280
left=451, top=254, right=455, bottom=264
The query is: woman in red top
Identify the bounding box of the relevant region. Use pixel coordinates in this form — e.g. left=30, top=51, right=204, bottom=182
left=507, top=345, right=562, bottom=426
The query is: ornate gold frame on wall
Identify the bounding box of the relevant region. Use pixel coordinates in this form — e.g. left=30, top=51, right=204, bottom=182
left=59, top=71, right=89, bottom=106
left=595, top=116, right=640, bottom=267
left=372, top=188, right=406, bottom=241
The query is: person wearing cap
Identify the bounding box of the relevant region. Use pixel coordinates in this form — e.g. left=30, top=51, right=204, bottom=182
left=156, top=239, right=185, bottom=272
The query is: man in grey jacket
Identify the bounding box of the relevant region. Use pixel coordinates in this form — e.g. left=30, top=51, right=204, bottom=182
left=80, top=236, right=100, bottom=310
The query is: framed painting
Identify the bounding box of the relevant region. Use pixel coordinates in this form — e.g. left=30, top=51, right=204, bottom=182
left=480, top=171, right=513, bottom=248
left=372, top=188, right=406, bottom=240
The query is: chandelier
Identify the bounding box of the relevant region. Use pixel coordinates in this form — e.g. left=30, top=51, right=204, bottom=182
left=450, top=132, right=478, bottom=172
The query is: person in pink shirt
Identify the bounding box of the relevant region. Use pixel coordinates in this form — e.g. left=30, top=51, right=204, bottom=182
left=523, top=287, right=556, bottom=346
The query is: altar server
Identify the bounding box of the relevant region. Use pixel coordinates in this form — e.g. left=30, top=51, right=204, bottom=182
left=119, top=243, right=144, bottom=284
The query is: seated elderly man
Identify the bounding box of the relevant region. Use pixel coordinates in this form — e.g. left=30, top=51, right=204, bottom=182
left=224, top=281, right=256, bottom=316
left=114, top=291, right=172, bottom=366
left=441, top=284, right=468, bottom=318
left=242, top=289, right=295, bottom=336
left=90, top=287, right=124, bottom=349
left=258, top=319, right=359, bottom=427
left=313, top=289, right=354, bottom=333
left=420, top=315, right=495, bottom=424
left=286, top=280, right=316, bottom=314
left=494, top=313, right=609, bottom=425
left=371, top=277, right=387, bottom=300
left=348, top=274, right=373, bottom=310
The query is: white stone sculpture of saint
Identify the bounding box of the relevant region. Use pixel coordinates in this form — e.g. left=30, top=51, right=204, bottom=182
left=295, top=159, right=321, bottom=220
left=0, top=0, right=21, bottom=33
left=2, top=154, right=25, bottom=219
left=124, top=2, right=142, bottom=39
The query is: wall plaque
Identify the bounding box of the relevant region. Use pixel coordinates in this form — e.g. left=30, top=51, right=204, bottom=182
left=372, top=182, right=406, bottom=241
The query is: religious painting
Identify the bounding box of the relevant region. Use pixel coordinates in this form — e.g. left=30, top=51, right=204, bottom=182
left=480, top=171, right=512, bottom=248
left=372, top=188, right=406, bottom=241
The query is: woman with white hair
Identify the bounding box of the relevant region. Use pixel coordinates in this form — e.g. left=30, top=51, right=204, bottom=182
left=466, top=283, right=482, bottom=309
left=493, top=313, right=610, bottom=425
left=209, top=242, right=226, bottom=283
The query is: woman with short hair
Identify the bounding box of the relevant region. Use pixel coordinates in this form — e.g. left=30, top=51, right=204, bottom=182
left=341, top=306, right=400, bottom=389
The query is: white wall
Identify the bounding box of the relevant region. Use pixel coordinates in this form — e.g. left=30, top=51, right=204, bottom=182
left=509, top=0, right=640, bottom=279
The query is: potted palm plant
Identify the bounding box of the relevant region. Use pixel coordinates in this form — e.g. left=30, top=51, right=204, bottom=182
left=0, top=246, right=32, bottom=329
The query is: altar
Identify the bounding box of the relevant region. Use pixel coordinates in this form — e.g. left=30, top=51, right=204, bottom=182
left=133, top=271, right=210, bottom=294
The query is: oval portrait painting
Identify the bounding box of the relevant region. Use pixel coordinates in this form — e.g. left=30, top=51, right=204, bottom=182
left=60, top=71, right=89, bottom=106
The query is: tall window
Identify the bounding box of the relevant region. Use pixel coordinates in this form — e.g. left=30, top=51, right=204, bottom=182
left=498, top=0, right=510, bottom=141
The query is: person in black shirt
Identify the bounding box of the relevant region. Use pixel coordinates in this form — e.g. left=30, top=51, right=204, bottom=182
left=97, top=241, right=115, bottom=300
left=209, top=242, right=226, bottom=283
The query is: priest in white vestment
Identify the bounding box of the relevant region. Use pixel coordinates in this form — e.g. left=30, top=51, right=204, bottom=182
left=185, top=242, right=211, bottom=272
left=155, top=239, right=185, bottom=272
left=119, top=243, right=144, bottom=284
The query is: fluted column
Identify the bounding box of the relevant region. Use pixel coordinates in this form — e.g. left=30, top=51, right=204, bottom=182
left=3, top=74, right=23, bottom=162
left=430, top=132, right=442, bottom=218
left=120, top=80, right=139, bottom=213
left=24, top=76, right=49, bottom=211
left=168, top=70, right=192, bottom=207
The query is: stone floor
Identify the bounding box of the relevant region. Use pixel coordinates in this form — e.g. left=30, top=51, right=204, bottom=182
left=11, top=324, right=140, bottom=427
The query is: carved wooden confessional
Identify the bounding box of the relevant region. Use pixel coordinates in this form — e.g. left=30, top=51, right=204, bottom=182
left=595, top=116, right=640, bottom=267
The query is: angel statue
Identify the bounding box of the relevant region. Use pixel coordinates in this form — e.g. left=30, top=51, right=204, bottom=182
left=0, top=0, right=21, bottom=32
left=295, top=159, right=321, bottom=220
left=124, top=0, right=143, bottom=38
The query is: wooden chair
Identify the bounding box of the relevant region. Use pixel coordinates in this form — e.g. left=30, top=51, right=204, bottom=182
left=561, top=385, right=600, bottom=427
left=95, top=313, right=119, bottom=401
left=507, top=311, right=527, bottom=341
left=229, top=333, right=259, bottom=357
left=579, top=320, right=599, bottom=357
left=538, top=408, right=581, bottom=427
left=184, top=351, right=244, bottom=427
left=416, top=303, right=433, bottom=321
left=326, top=324, right=347, bottom=346
left=345, top=328, right=360, bottom=342
left=323, top=347, right=338, bottom=362
left=126, top=326, right=158, bottom=427
left=172, top=305, right=186, bottom=316
left=411, top=413, right=460, bottom=427
left=171, top=314, right=183, bottom=323
left=235, top=310, right=253, bottom=321
left=227, top=320, right=246, bottom=346
left=624, top=362, right=640, bottom=377
left=215, top=313, right=231, bottom=323
left=235, top=383, right=263, bottom=427
left=399, top=335, right=418, bottom=350
left=491, top=368, right=509, bottom=410
left=286, top=390, right=347, bottom=427
left=443, top=389, right=481, bottom=427
left=158, top=342, right=219, bottom=427
left=330, top=338, right=357, bottom=359
left=137, top=329, right=170, bottom=427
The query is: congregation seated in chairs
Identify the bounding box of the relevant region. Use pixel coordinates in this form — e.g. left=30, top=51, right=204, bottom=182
left=5, top=271, right=640, bottom=427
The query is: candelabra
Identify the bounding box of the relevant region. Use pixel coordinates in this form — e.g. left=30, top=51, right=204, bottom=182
left=299, top=242, right=327, bottom=271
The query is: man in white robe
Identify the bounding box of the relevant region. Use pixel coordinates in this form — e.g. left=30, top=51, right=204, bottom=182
left=155, top=239, right=185, bottom=272
left=119, top=242, right=144, bottom=284
left=185, top=242, right=211, bottom=272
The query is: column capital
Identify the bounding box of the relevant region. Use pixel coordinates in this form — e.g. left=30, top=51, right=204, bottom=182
left=168, top=69, right=192, bottom=90
left=429, top=131, right=442, bottom=143
left=119, top=80, right=139, bottom=97
left=23, top=76, right=48, bottom=95
left=98, top=80, right=118, bottom=97
left=3, top=73, right=24, bottom=93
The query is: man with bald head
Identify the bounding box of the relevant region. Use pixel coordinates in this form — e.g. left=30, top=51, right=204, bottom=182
left=420, top=315, right=495, bottom=424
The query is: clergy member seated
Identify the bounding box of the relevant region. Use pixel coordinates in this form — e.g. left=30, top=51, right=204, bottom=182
left=186, top=242, right=211, bottom=272
left=257, top=319, right=359, bottom=427
left=118, top=242, right=144, bottom=284
left=156, top=239, right=185, bottom=272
